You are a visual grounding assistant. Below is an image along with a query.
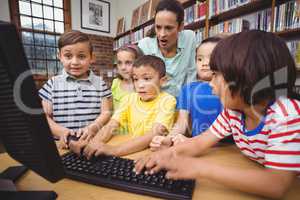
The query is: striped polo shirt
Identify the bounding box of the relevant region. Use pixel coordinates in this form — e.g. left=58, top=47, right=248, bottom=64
left=210, top=96, right=300, bottom=175
left=39, top=70, right=111, bottom=131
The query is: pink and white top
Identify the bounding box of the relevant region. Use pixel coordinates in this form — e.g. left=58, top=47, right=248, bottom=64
left=210, top=96, right=300, bottom=175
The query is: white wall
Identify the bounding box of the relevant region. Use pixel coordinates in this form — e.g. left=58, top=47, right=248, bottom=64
left=0, top=0, right=148, bottom=37
left=0, top=0, right=11, bottom=22
left=115, top=0, right=147, bottom=32
left=71, top=0, right=117, bottom=37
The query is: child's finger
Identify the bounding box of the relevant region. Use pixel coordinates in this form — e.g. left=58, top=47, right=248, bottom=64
left=161, top=138, right=172, bottom=147
left=165, top=170, right=179, bottom=180
left=76, top=129, right=83, bottom=137
left=69, top=130, right=76, bottom=136
left=134, top=156, right=150, bottom=174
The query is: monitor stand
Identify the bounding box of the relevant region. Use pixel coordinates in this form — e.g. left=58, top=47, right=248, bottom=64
left=0, top=165, right=57, bottom=200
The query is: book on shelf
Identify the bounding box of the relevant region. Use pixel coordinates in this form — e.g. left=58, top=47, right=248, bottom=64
left=144, top=24, right=153, bottom=37
left=149, top=0, right=160, bottom=19
left=209, top=0, right=256, bottom=18
left=184, top=2, right=207, bottom=25
left=209, top=8, right=272, bottom=36
left=116, top=17, right=125, bottom=36
left=287, top=40, right=300, bottom=69
left=131, top=6, right=141, bottom=29
left=139, top=1, right=151, bottom=25
left=274, top=0, right=300, bottom=32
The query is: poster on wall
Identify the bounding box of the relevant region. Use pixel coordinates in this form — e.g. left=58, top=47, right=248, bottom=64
left=81, top=0, right=110, bottom=33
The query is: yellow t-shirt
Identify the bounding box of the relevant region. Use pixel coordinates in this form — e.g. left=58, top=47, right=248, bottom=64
left=111, top=78, right=132, bottom=110
left=112, top=92, right=176, bottom=137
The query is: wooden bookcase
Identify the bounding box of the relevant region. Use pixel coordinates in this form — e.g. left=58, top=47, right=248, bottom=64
left=114, top=0, right=300, bottom=72
left=114, top=0, right=300, bottom=46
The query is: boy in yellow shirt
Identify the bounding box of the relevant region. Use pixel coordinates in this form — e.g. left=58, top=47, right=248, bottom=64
left=76, top=55, right=176, bottom=158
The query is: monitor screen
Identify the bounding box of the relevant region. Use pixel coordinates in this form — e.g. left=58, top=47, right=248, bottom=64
left=0, top=21, right=64, bottom=182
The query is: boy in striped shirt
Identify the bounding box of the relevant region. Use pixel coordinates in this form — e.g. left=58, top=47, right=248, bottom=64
left=134, top=30, right=300, bottom=199
left=39, top=30, right=112, bottom=149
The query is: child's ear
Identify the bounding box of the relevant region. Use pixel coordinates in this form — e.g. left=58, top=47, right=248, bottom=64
left=90, top=53, right=96, bottom=64
left=159, top=75, right=168, bottom=86
left=57, top=51, right=61, bottom=60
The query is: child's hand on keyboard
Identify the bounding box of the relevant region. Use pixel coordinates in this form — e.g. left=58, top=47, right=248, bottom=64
left=83, top=136, right=105, bottom=159
left=154, top=155, right=200, bottom=180
left=94, top=144, right=118, bottom=157
left=69, top=137, right=88, bottom=155
left=134, top=148, right=176, bottom=175
left=58, top=129, right=75, bottom=149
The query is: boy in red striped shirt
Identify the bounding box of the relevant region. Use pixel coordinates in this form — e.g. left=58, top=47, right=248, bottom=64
left=134, top=30, right=300, bottom=199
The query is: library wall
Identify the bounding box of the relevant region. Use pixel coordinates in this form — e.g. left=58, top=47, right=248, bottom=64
left=71, top=0, right=118, bottom=37
left=89, top=34, right=114, bottom=87
left=0, top=0, right=10, bottom=22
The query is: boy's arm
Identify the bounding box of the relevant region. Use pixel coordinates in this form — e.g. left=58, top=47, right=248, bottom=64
left=168, top=110, right=190, bottom=137
left=162, top=155, right=296, bottom=199
left=134, top=129, right=220, bottom=173
left=41, top=100, right=70, bottom=138
left=112, top=123, right=168, bottom=156
left=83, top=97, right=113, bottom=137
left=83, top=119, right=120, bottom=159
left=200, top=162, right=296, bottom=199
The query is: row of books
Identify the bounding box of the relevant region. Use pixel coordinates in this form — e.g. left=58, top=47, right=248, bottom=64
left=184, top=1, right=207, bottom=25
left=116, top=0, right=159, bottom=36
left=209, top=0, right=254, bottom=18
left=287, top=40, right=300, bottom=69
left=209, top=8, right=272, bottom=36
left=114, top=24, right=153, bottom=50
left=195, top=28, right=205, bottom=44
left=274, top=0, right=300, bottom=32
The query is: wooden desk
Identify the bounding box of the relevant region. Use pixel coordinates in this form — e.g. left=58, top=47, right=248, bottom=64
left=0, top=135, right=299, bottom=200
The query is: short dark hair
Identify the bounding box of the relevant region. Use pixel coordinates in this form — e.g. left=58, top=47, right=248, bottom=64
left=133, top=55, right=166, bottom=78
left=116, top=44, right=143, bottom=59
left=58, top=30, right=93, bottom=54
left=196, top=36, right=223, bottom=53
left=210, top=30, right=297, bottom=105
left=155, top=0, right=184, bottom=25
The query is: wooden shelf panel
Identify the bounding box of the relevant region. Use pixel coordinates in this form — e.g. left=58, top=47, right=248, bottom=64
left=209, top=0, right=273, bottom=26
left=276, top=28, right=300, bottom=41
left=184, top=19, right=205, bottom=30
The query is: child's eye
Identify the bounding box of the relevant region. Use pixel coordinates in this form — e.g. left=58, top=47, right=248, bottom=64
left=144, top=77, right=151, bottom=81
left=64, top=54, right=72, bottom=59
left=133, top=78, right=138, bottom=81
left=78, top=55, right=86, bottom=59
left=125, top=61, right=133, bottom=65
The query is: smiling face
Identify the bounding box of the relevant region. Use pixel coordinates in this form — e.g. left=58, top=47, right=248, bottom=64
left=58, top=41, right=93, bottom=79
left=196, top=42, right=217, bottom=81
left=116, top=50, right=135, bottom=80
left=132, top=65, right=165, bottom=101
left=154, top=10, right=182, bottom=56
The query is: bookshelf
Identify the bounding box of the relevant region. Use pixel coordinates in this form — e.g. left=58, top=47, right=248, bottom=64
left=113, top=0, right=300, bottom=68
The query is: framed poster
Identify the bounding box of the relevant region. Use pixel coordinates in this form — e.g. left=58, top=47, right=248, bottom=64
left=81, top=0, right=110, bottom=33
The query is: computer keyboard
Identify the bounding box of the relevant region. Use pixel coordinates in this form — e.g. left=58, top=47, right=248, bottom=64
left=61, top=152, right=195, bottom=200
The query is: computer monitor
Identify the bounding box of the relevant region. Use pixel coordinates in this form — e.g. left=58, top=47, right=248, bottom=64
left=0, top=21, right=64, bottom=183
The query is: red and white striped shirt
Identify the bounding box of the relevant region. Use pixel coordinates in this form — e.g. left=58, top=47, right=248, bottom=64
left=210, top=96, right=300, bottom=175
